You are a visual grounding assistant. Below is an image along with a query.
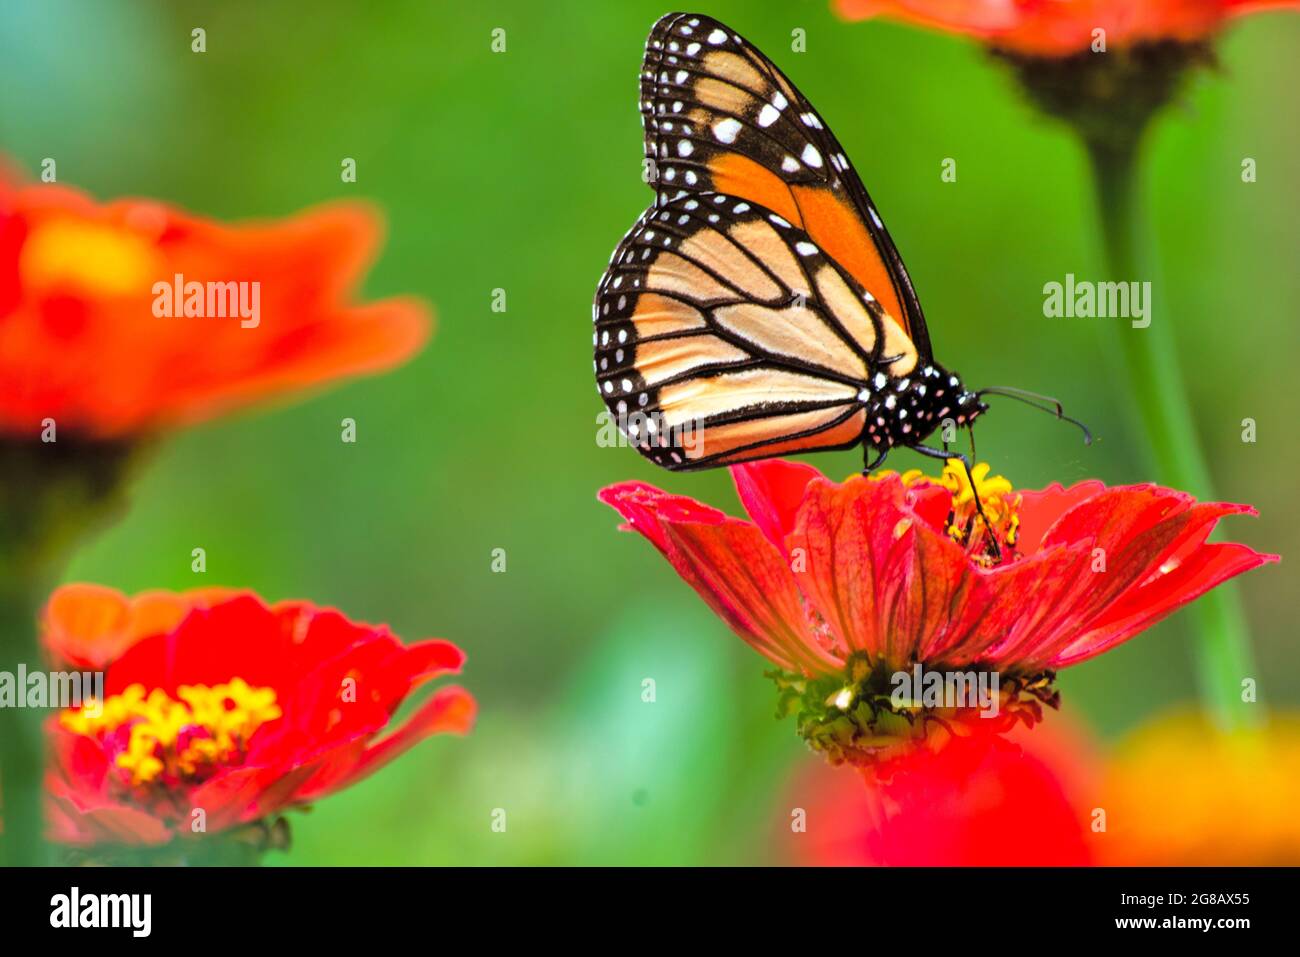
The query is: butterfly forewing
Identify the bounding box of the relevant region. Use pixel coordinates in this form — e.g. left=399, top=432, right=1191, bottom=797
left=639, top=12, right=931, bottom=358
left=595, top=192, right=922, bottom=470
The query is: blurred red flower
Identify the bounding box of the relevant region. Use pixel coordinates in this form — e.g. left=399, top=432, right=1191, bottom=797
left=600, top=459, right=1274, bottom=764
left=41, top=586, right=474, bottom=846
left=0, top=163, right=430, bottom=439
left=782, top=718, right=1101, bottom=865
left=785, top=708, right=1300, bottom=865
left=833, top=0, right=1299, bottom=55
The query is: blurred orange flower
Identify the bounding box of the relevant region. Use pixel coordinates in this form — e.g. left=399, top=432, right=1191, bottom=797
left=0, top=163, right=430, bottom=439
left=833, top=0, right=1299, bottom=55
left=1096, top=710, right=1300, bottom=864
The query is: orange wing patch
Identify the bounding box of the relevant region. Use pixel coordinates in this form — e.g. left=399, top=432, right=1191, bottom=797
left=791, top=184, right=909, bottom=336
left=707, top=153, right=910, bottom=340
left=640, top=13, right=929, bottom=356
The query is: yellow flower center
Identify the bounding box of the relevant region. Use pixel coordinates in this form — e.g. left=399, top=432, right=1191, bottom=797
left=872, top=460, right=1021, bottom=561
left=19, top=219, right=159, bottom=298
left=61, top=679, right=282, bottom=787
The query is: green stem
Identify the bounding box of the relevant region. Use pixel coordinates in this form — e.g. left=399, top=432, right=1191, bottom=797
left=1, top=438, right=134, bottom=865
left=0, top=577, right=48, bottom=865
left=1086, top=137, right=1256, bottom=729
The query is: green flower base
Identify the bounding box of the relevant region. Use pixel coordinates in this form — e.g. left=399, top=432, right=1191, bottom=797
left=994, top=40, right=1214, bottom=155
left=770, top=654, right=1059, bottom=768
left=59, top=817, right=292, bottom=867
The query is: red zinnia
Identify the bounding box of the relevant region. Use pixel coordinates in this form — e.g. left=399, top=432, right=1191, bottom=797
left=0, top=162, right=429, bottom=438
left=833, top=0, right=1299, bottom=56
left=41, top=586, right=475, bottom=847
left=600, top=459, right=1274, bottom=765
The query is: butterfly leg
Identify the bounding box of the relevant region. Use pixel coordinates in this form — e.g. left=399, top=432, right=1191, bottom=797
left=862, top=446, right=889, bottom=475
left=910, top=444, right=1002, bottom=562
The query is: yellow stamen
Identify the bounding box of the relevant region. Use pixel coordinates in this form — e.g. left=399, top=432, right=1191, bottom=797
left=19, top=219, right=159, bottom=298
left=871, top=460, right=1021, bottom=558
left=60, top=679, right=281, bottom=787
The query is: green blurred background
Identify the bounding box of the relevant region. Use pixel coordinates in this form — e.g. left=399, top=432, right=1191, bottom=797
left=1, top=0, right=1295, bottom=863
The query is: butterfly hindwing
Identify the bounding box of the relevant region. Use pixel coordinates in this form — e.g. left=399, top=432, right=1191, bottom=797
left=639, top=12, right=931, bottom=359
left=594, top=192, right=923, bottom=470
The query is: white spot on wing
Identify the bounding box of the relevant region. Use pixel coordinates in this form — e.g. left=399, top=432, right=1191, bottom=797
left=712, top=117, right=742, bottom=144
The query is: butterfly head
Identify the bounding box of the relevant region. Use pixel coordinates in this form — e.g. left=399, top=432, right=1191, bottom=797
left=954, top=376, right=990, bottom=425
left=862, top=363, right=985, bottom=451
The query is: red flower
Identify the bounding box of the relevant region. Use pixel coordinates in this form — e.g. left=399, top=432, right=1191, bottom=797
left=41, top=586, right=474, bottom=846
left=833, top=0, right=1300, bottom=56
left=782, top=718, right=1101, bottom=865
left=0, top=162, right=430, bottom=438
left=600, top=459, right=1275, bottom=764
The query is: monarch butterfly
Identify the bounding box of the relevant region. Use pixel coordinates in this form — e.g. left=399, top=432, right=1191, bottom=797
left=593, top=13, right=1087, bottom=489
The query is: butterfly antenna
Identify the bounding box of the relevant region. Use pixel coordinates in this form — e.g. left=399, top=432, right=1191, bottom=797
left=977, top=386, right=1093, bottom=445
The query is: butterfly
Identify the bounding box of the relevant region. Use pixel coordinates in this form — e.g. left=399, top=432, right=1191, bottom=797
left=593, top=13, right=1086, bottom=484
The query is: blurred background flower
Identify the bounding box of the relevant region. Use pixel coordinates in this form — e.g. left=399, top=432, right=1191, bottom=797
left=0, top=165, right=429, bottom=438
left=39, top=586, right=474, bottom=864
left=780, top=706, right=1300, bottom=865
left=780, top=718, right=1101, bottom=865
left=833, top=0, right=1298, bottom=55
left=0, top=155, right=431, bottom=864
left=1096, top=710, right=1300, bottom=864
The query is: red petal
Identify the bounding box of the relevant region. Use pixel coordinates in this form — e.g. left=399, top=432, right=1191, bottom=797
left=104, top=593, right=291, bottom=696
left=968, top=541, right=1096, bottom=667
left=295, top=685, right=477, bottom=802
left=790, top=474, right=975, bottom=665
left=730, top=458, right=823, bottom=551
left=993, top=488, right=1274, bottom=668
left=906, top=483, right=956, bottom=534
left=600, top=480, right=837, bottom=673
left=663, top=518, right=841, bottom=673
left=188, top=762, right=322, bottom=830
left=401, top=639, right=467, bottom=686
left=1014, top=481, right=1105, bottom=555
left=1054, top=542, right=1277, bottom=666
left=52, top=802, right=172, bottom=845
